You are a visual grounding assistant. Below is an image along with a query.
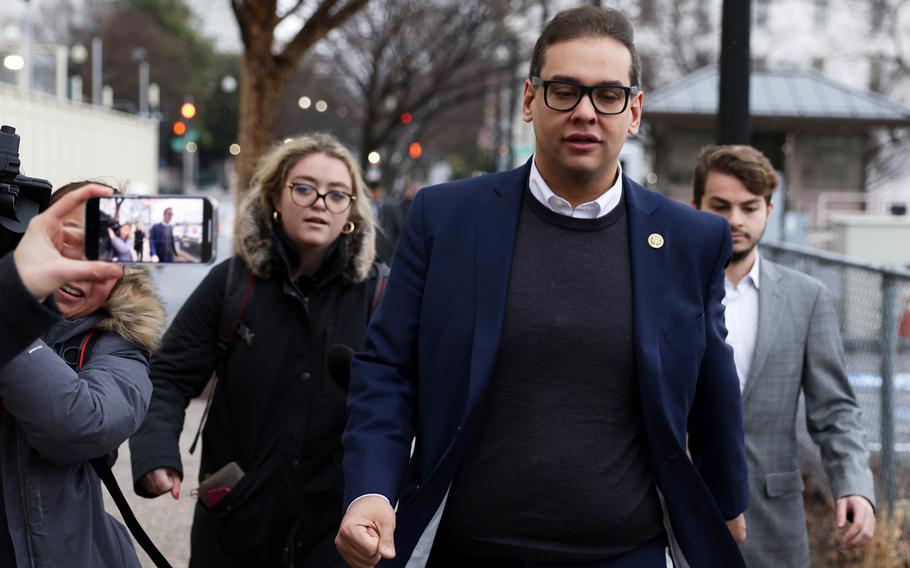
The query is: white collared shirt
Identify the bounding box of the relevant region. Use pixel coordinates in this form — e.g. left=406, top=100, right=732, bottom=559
left=528, top=158, right=623, bottom=219
left=722, top=254, right=761, bottom=392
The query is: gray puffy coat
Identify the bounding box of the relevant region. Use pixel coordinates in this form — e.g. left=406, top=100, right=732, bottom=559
left=0, top=270, right=164, bottom=567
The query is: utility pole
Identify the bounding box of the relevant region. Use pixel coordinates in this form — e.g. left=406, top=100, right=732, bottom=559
left=91, top=36, right=103, bottom=107
left=717, top=0, right=751, bottom=144
left=133, top=48, right=149, bottom=117
left=21, top=0, right=34, bottom=92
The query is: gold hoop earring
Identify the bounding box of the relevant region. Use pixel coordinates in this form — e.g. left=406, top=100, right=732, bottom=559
left=341, top=221, right=355, bottom=235
left=272, top=210, right=282, bottom=223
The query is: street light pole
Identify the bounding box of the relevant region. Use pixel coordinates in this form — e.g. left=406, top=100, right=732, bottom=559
left=91, top=36, right=102, bottom=107
left=54, top=46, right=67, bottom=100
left=503, top=14, right=523, bottom=172
left=717, top=0, right=752, bottom=145
left=183, top=147, right=192, bottom=192
left=69, top=44, right=88, bottom=103
left=22, top=0, right=34, bottom=92
left=148, top=83, right=160, bottom=113
left=133, top=48, right=149, bottom=116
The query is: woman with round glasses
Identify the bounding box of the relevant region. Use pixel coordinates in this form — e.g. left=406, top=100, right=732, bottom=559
left=129, top=133, right=386, bottom=568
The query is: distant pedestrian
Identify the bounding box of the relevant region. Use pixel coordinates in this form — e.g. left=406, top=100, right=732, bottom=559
left=130, top=133, right=386, bottom=568
left=692, top=145, right=876, bottom=567
left=367, top=179, right=404, bottom=264
left=134, top=224, right=146, bottom=261
left=399, top=180, right=420, bottom=220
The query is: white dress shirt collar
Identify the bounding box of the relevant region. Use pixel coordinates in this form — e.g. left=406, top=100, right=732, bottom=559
left=723, top=253, right=762, bottom=392
left=528, top=158, right=623, bottom=219
left=745, top=253, right=761, bottom=289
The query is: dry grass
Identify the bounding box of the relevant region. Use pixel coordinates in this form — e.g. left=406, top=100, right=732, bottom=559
left=807, top=494, right=910, bottom=567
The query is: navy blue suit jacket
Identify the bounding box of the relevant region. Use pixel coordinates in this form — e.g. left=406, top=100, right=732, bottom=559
left=343, top=161, right=748, bottom=566
left=149, top=223, right=175, bottom=262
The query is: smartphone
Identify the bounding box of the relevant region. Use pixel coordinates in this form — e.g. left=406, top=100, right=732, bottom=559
left=84, top=195, right=216, bottom=264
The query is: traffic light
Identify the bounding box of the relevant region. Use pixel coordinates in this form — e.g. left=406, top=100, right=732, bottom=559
left=171, top=96, right=200, bottom=153
left=400, top=112, right=413, bottom=124
left=180, top=100, right=197, bottom=120
left=408, top=142, right=422, bottom=159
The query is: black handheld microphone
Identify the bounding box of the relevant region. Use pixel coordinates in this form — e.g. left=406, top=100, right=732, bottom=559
left=327, top=344, right=354, bottom=391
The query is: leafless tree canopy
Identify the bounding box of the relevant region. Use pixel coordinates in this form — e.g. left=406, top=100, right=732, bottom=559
left=322, top=0, right=526, bottom=171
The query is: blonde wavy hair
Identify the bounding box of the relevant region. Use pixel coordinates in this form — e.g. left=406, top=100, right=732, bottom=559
left=251, top=133, right=375, bottom=241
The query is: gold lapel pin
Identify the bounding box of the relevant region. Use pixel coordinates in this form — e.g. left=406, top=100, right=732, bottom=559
left=647, top=233, right=664, bottom=249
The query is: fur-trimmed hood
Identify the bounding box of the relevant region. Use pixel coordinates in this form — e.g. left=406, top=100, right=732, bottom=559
left=97, top=268, right=166, bottom=353
left=233, top=186, right=376, bottom=283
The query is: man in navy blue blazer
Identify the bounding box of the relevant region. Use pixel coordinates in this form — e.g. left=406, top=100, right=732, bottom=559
left=337, top=6, right=748, bottom=568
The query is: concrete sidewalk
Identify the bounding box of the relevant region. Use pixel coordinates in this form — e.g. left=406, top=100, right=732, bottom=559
left=107, top=399, right=206, bottom=568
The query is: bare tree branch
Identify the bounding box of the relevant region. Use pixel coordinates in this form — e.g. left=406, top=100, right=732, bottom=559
left=277, top=0, right=312, bottom=24
left=315, top=0, right=527, bottom=172
left=281, top=0, right=369, bottom=65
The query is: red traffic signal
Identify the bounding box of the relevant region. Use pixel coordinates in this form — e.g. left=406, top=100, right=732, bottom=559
left=408, top=142, right=422, bottom=159
left=400, top=112, right=413, bottom=124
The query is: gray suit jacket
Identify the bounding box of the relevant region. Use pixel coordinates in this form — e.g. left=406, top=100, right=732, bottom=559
left=740, top=257, right=875, bottom=567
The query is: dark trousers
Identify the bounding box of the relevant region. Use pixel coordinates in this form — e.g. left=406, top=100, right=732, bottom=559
left=189, top=492, right=349, bottom=568
left=427, top=534, right=671, bottom=568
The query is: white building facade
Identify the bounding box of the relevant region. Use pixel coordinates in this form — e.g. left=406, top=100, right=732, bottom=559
left=0, top=83, right=159, bottom=193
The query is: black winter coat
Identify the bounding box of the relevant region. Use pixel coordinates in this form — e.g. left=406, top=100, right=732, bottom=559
left=130, top=222, right=383, bottom=567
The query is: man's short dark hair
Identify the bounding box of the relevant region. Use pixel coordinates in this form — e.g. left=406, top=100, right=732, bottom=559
left=529, top=6, right=641, bottom=87
left=692, top=145, right=779, bottom=206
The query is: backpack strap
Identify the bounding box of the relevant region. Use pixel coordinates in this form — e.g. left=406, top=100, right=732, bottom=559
left=188, top=257, right=255, bottom=455
left=90, top=458, right=174, bottom=567
left=67, top=331, right=174, bottom=567
left=77, top=330, right=95, bottom=368
left=59, top=328, right=99, bottom=371
left=215, top=256, right=256, bottom=362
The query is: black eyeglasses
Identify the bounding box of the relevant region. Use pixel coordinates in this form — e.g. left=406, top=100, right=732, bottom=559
left=531, top=76, right=640, bottom=115
left=287, top=182, right=356, bottom=213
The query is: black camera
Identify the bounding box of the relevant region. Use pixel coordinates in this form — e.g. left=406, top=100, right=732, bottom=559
left=0, top=125, right=53, bottom=257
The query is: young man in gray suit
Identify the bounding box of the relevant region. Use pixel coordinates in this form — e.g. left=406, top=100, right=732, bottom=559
left=693, top=145, right=876, bottom=566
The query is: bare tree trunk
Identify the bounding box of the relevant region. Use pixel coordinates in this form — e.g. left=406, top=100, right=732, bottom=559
left=236, top=46, right=291, bottom=198
left=231, top=0, right=369, bottom=203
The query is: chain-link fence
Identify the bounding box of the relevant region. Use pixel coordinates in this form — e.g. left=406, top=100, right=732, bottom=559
left=763, top=241, right=910, bottom=517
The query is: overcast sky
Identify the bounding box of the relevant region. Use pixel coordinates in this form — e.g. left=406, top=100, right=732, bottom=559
left=186, top=0, right=242, bottom=53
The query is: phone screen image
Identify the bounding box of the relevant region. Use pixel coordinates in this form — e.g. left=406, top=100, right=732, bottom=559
left=85, top=196, right=215, bottom=264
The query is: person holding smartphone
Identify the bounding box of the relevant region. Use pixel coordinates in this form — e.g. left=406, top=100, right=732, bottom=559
left=0, top=180, right=165, bottom=567
left=1, top=183, right=124, bottom=369
left=129, top=133, right=387, bottom=568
